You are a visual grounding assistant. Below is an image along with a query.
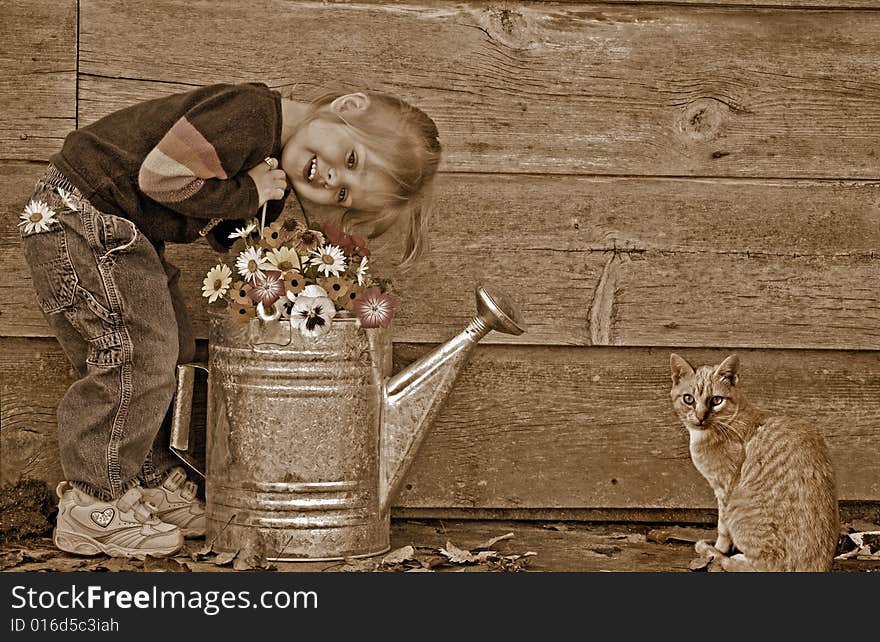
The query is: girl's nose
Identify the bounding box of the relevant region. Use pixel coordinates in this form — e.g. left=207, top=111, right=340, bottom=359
left=324, top=167, right=338, bottom=188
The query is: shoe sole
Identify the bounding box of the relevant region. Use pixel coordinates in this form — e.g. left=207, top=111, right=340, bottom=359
left=54, top=528, right=183, bottom=559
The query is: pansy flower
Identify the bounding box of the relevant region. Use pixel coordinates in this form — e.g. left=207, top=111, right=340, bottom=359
left=309, top=244, right=347, bottom=277
left=291, top=286, right=337, bottom=338
left=248, top=270, right=285, bottom=306
left=354, top=287, right=396, bottom=328
left=235, top=246, right=269, bottom=283
left=19, top=200, right=57, bottom=235
left=202, top=264, right=233, bottom=303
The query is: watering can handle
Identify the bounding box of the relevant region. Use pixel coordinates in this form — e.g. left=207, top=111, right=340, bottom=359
left=170, top=362, right=208, bottom=478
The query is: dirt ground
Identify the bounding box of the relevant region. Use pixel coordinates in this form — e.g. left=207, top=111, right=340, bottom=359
left=2, top=481, right=877, bottom=573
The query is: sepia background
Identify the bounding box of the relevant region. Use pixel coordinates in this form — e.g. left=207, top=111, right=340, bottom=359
left=2, top=0, right=879, bottom=523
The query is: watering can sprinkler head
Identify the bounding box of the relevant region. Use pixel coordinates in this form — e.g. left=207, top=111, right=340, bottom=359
left=473, top=284, right=526, bottom=338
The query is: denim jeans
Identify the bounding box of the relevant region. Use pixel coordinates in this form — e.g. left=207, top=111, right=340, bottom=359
left=19, top=166, right=196, bottom=501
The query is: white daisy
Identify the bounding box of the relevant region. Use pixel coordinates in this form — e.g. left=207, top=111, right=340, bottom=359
left=19, top=200, right=57, bottom=235
left=356, top=256, right=369, bottom=286
left=201, top=264, right=233, bottom=303
left=291, top=290, right=337, bottom=338
left=267, top=246, right=302, bottom=273
left=235, top=246, right=269, bottom=283
left=228, top=221, right=257, bottom=240
left=309, top=243, right=347, bottom=277
left=55, top=187, right=79, bottom=212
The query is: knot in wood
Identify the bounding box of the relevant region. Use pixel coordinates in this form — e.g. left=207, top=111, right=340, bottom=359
left=674, top=98, right=727, bottom=142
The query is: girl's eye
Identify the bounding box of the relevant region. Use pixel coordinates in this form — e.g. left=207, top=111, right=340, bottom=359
left=346, top=150, right=357, bottom=169
left=711, top=396, right=724, bottom=406
left=337, top=187, right=348, bottom=203
left=682, top=394, right=694, bottom=405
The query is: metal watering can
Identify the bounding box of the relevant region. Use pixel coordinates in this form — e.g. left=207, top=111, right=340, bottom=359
left=170, top=285, right=524, bottom=561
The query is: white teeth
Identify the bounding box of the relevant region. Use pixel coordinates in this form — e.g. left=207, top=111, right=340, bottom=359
left=308, top=157, right=317, bottom=181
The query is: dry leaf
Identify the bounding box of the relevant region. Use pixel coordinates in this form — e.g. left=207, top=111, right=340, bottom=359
left=0, top=550, right=24, bottom=571
left=382, top=545, right=415, bottom=565
left=190, top=542, right=214, bottom=561
left=542, top=524, right=569, bottom=532
left=90, top=558, right=143, bottom=572
left=473, top=532, right=514, bottom=551
left=440, top=540, right=477, bottom=563
left=144, top=556, right=189, bottom=572
left=213, top=551, right=237, bottom=566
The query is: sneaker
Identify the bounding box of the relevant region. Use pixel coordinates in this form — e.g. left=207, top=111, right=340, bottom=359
left=54, top=482, right=183, bottom=558
left=140, top=467, right=206, bottom=538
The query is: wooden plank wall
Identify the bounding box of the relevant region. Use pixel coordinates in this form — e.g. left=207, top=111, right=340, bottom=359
left=2, top=0, right=879, bottom=514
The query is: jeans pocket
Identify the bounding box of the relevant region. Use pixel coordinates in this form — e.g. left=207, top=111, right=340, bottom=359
left=85, top=330, right=124, bottom=368
left=93, top=207, right=139, bottom=259
left=20, top=219, right=78, bottom=315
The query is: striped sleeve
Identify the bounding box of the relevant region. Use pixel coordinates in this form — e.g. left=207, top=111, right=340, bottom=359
left=135, top=83, right=278, bottom=219
left=138, top=116, right=228, bottom=202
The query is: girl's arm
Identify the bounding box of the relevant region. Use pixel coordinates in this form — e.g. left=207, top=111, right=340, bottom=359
left=137, top=84, right=283, bottom=219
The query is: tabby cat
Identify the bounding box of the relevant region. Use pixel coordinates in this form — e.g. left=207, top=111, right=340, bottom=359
left=669, top=354, right=838, bottom=572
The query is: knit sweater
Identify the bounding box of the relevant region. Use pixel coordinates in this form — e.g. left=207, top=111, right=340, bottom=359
left=51, top=83, right=288, bottom=250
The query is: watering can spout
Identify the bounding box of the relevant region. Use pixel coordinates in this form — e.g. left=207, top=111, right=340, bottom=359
left=379, top=284, right=525, bottom=513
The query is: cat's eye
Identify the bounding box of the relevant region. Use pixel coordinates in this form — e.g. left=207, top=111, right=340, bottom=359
left=682, top=394, right=694, bottom=405
left=711, top=396, right=725, bottom=407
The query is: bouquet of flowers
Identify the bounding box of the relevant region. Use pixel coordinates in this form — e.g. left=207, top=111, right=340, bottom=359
left=201, top=218, right=396, bottom=338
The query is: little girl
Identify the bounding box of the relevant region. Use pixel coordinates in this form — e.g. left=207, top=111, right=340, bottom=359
left=19, top=82, right=442, bottom=558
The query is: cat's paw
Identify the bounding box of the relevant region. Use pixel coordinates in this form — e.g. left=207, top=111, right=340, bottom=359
left=695, top=539, right=723, bottom=559
left=714, top=534, right=732, bottom=555
left=720, top=553, right=757, bottom=572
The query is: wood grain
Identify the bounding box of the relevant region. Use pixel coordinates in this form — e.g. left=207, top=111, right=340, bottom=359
left=0, top=0, right=76, bottom=161
left=3, top=338, right=878, bottom=508
left=77, top=0, right=880, bottom=179
left=4, top=162, right=879, bottom=348
left=581, top=1, right=880, bottom=7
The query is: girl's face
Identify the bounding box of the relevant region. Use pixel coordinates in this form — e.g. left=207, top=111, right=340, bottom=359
left=281, top=114, right=397, bottom=212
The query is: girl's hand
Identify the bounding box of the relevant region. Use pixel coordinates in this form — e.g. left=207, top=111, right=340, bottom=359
left=247, top=157, right=288, bottom=206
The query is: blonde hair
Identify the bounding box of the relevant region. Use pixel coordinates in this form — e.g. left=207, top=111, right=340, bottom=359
left=301, top=90, right=442, bottom=269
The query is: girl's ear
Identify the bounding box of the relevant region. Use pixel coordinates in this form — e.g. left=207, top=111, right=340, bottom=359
left=670, top=353, right=695, bottom=386
left=330, top=92, right=370, bottom=114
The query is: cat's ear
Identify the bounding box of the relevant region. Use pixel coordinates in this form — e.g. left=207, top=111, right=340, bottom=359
left=670, top=353, right=695, bottom=386
left=715, top=354, right=740, bottom=385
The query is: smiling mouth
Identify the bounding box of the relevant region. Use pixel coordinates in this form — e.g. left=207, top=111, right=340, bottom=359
left=304, top=155, right=317, bottom=182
